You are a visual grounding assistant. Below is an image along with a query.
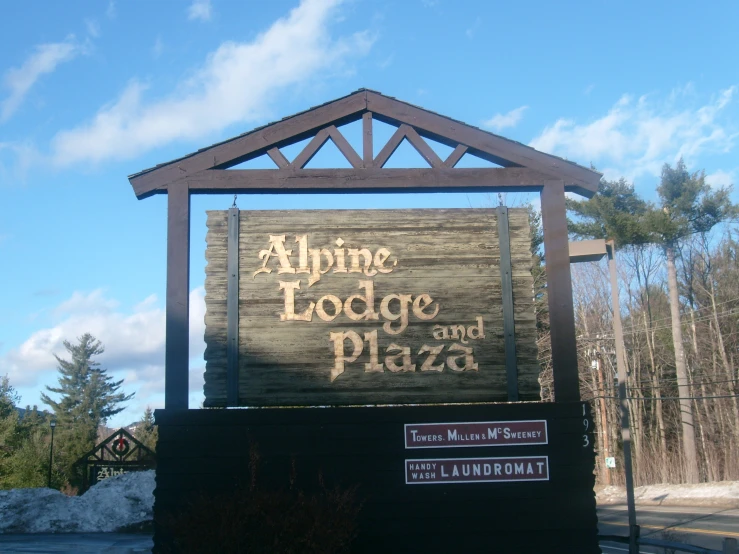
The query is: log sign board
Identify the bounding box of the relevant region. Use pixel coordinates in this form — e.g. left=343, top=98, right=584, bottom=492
left=203, top=208, right=539, bottom=407
left=405, top=420, right=549, bottom=484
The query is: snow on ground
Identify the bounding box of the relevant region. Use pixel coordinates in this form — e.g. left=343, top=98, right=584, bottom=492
left=0, top=470, right=154, bottom=534
left=597, top=481, right=739, bottom=508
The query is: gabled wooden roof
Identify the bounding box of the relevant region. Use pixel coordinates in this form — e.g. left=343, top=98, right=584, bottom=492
left=128, top=89, right=601, bottom=199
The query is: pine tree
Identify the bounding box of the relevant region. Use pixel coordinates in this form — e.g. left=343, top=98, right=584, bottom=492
left=136, top=406, right=158, bottom=452
left=647, top=159, right=736, bottom=483
left=41, top=334, right=134, bottom=487
left=0, top=375, right=20, bottom=420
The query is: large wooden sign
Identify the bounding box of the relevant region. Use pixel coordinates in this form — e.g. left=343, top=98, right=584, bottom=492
left=203, top=208, right=539, bottom=406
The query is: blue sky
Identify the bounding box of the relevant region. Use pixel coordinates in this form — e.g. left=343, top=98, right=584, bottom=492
left=1, top=0, right=737, bottom=427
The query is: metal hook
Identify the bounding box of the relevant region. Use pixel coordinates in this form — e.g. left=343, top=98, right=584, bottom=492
left=232, top=194, right=237, bottom=208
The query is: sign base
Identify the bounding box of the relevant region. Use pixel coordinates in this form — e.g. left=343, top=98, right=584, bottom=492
left=153, top=402, right=598, bottom=553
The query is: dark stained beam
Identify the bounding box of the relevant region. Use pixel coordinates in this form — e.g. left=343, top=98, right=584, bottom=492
left=374, top=125, right=406, bottom=168
left=291, top=127, right=331, bottom=169
left=366, top=91, right=600, bottom=196
left=267, top=147, right=289, bottom=169
left=540, top=182, right=580, bottom=402
left=165, top=182, right=190, bottom=410
left=362, top=112, right=373, bottom=167
left=444, top=145, right=467, bottom=168
left=182, top=167, right=560, bottom=194
left=403, top=125, right=443, bottom=168
left=129, top=91, right=367, bottom=198
left=328, top=126, right=363, bottom=168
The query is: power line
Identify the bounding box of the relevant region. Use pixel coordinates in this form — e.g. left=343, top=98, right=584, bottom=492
left=586, top=394, right=739, bottom=401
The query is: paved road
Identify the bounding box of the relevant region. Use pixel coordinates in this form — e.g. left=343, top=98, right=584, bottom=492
left=0, top=507, right=735, bottom=553
left=599, top=505, right=739, bottom=553
left=0, top=533, right=153, bottom=553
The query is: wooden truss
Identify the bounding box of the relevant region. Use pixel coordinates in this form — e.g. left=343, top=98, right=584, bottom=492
left=129, top=89, right=599, bottom=199
left=128, top=89, right=602, bottom=410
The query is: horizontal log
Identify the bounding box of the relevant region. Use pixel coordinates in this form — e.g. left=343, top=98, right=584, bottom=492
left=185, top=167, right=560, bottom=194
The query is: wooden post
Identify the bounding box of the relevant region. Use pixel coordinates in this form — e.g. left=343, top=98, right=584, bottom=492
left=540, top=182, right=579, bottom=402
left=165, top=182, right=190, bottom=410
left=363, top=112, right=373, bottom=167
left=497, top=205, right=519, bottom=401
left=226, top=207, right=240, bottom=406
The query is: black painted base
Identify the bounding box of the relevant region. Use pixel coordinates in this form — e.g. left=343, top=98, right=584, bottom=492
left=153, top=402, right=598, bottom=553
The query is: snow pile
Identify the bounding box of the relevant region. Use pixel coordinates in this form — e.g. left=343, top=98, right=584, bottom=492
left=0, top=470, right=155, bottom=534
left=597, top=481, right=739, bottom=508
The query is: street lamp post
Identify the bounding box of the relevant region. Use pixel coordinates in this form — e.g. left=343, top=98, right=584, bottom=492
left=48, top=419, right=56, bottom=488
left=570, top=239, right=638, bottom=554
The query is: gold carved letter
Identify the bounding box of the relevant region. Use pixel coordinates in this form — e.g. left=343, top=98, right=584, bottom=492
left=344, top=280, right=379, bottom=321
left=468, top=316, right=486, bottom=340
left=412, top=294, right=439, bottom=320
left=446, top=343, right=478, bottom=372
left=308, top=248, right=334, bottom=286
left=364, top=330, right=383, bottom=373
left=329, top=330, right=363, bottom=382
left=254, top=235, right=295, bottom=277
left=380, top=294, right=412, bottom=335
left=295, top=235, right=310, bottom=274
left=347, top=248, right=377, bottom=276
left=315, top=294, right=342, bottom=322
left=450, top=325, right=469, bottom=344
left=373, top=248, right=395, bottom=274
left=333, top=238, right=347, bottom=273
left=432, top=325, right=448, bottom=341
left=279, top=281, right=314, bottom=321
left=384, top=343, right=416, bottom=373
left=418, top=344, right=445, bottom=372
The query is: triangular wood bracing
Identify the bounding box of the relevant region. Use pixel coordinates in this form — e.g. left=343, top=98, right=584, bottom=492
left=128, top=89, right=600, bottom=199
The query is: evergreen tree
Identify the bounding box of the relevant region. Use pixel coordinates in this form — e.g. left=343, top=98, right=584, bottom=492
left=41, top=334, right=134, bottom=487
left=136, top=406, right=158, bottom=452
left=647, top=159, right=735, bottom=483
left=0, top=375, right=20, bottom=420
left=566, top=177, right=651, bottom=247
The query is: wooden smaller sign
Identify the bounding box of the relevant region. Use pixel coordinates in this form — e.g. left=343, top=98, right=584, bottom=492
left=405, top=456, right=549, bottom=484
left=404, top=420, right=547, bottom=448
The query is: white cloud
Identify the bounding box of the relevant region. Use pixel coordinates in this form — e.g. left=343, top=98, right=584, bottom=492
left=482, top=106, right=528, bottom=132
left=0, top=140, right=40, bottom=185
left=106, top=1, right=116, bottom=19
left=1, top=37, right=82, bottom=122
left=85, top=18, right=101, bottom=38
left=51, top=0, right=372, bottom=166
left=0, top=288, right=206, bottom=404
left=466, top=16, right=481, bottom=39
left=187, top=0, right=213, bottom=21
left=152, top=36, right=164, bottom=59
left=529, top=85, right=738, bottom=180
left=706, top=169, right=735, bottom=188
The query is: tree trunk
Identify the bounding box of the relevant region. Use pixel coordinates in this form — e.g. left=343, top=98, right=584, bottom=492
left=665, top=244, right=700, bottom=483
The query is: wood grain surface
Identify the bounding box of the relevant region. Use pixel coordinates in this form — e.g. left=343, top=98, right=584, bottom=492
left=203, top=208, right=540, bottom=407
